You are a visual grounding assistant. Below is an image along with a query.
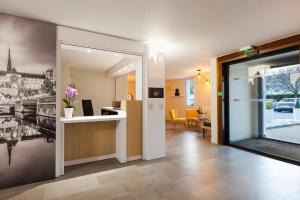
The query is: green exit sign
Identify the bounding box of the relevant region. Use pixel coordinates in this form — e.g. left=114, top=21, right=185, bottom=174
left=217, top=92, right=223, bottom=97
left=240, top=46, right=255, bottom=54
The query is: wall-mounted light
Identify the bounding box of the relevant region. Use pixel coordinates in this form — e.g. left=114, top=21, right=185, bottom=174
left=205, top=79, right=210, bottom=85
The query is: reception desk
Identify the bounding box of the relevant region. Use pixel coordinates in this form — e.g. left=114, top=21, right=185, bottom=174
left=56, top=109, right=126, bottom=177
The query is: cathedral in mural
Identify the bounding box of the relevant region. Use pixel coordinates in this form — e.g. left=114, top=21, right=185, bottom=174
left=0, top=14, right=56, bottom=189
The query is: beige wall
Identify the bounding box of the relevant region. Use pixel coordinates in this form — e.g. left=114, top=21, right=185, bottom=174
left=116, top=72, right=136, bottom=101
left=116, top=75, right=128, bottom=101
left=165, top=73, right=211, bottom=120
left=68, top=69, right=115, bottom=116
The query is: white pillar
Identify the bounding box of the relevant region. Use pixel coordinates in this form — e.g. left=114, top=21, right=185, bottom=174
left=143, top=48, right=166, bottom=160
left=210, top=58, right=219, bottom=144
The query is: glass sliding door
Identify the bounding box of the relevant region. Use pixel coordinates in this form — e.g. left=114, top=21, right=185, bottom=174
left=227, top=62, right=263, bottom=143
left=223, top=47, right=300, bottom=162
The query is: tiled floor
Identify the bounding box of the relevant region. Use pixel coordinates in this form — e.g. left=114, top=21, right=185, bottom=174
left=1, top=126, right=300, bottom=200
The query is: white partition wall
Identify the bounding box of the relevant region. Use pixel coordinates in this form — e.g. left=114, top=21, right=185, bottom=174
left=143, top=51, right=166, bottom=160
left=210, top=58, right=219, bottom=144
left=135, top=59, right=143, bottom=100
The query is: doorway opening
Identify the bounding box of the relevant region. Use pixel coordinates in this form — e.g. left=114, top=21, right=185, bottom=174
left=223, top=47, right=300, bottom=164
left=59, top=43, right=143, bottom=176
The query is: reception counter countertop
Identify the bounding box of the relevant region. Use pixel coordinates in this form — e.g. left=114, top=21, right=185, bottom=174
left=60, top=113, right=126, bottom=123
left=60, top=107, right=126, bottom=123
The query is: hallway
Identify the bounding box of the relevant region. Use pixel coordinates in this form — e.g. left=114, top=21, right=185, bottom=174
left=1, top=128, right=300, bottom=200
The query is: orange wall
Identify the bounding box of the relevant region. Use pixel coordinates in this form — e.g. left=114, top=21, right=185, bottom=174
left=165, top=74, right=211, bottom=120
left=128, top=74, right=136, bottom=100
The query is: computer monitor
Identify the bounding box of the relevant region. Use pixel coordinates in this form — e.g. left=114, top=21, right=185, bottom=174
left=82, top=99, right=94, bottom=116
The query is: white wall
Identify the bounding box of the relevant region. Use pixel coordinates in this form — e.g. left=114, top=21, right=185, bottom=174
left=135, top=59, right=143, bottom=100
left=210, top=58, right=218, bottom=144
left=116, top=74, right=128, bottom=101
left=69, top=69, right=115, bottom=116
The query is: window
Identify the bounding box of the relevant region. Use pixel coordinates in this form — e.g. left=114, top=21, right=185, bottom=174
left=185, top=79, right=195, bottom=106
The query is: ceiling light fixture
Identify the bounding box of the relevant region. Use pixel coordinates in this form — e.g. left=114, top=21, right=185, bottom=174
left=197, top=69, right=202, bottom=79
left=87, top=48, right=91, bottom=53
left=144, top=38, right=178, bottom=61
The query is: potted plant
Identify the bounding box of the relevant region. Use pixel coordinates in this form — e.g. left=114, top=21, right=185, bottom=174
left=294, top=98, right=300, bottom=121
left=265, top=101, right=274, bottom=123
left=63, top=85, right=78, bottom=118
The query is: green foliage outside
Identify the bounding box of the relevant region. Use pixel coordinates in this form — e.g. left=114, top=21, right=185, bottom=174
left=295, top=98, right=300, bottom=109
left=266, top=94, right=300, bottom=101
left=265, top=101, right=273, bottom=109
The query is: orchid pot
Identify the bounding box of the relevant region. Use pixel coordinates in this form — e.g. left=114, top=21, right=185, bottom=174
left=64, top=108, right=74, bottom=118
left=63, top=85, right=78, bottom=118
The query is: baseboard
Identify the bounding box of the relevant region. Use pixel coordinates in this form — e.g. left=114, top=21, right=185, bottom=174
left=127, top=155, right=142, bottom=161
left=64, top=154, right=115, bottom=166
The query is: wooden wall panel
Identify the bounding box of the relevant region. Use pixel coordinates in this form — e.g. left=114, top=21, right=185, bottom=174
left=64, top=121, right=116, bottom=161
left=126, top=101, right=143, bottom=157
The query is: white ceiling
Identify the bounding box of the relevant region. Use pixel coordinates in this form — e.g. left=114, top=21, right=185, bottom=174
left=61, top=45, right=125, bottom=72
left=61, top=44, right=140, bottom=76
left=1, top=0, right=300, bottom=79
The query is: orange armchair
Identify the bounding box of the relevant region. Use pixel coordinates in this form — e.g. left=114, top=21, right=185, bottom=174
left=185, top=109, right=199, bottom=127
left=169, top=109, right=186, bottom=128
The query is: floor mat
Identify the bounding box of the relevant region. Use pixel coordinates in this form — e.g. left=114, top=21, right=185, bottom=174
left=232, top=138, right=300, bottom=163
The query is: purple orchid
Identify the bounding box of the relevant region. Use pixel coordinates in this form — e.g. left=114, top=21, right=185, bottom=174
left=63, top=85, right=78, bottom=108
left=66, top=86, right=78, bottom=98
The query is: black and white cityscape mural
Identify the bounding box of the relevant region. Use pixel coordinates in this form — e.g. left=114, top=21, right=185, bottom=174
left=0, top=14, right=56, bottom=189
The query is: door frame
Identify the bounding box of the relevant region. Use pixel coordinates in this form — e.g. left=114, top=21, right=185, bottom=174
left=216, top=34, right=300, bottom=144
left=222, top=46, right=300, bottom=144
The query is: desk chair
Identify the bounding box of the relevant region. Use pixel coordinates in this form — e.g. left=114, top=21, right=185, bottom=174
left=82, top=99, right=94, bottom=116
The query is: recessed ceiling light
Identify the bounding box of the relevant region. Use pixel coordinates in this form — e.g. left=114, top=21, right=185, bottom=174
left=115, top=54, right=120, bottom=57
left=87, top=48, right=91, bottom=53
